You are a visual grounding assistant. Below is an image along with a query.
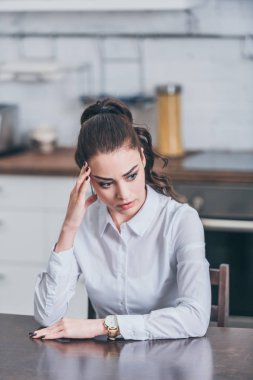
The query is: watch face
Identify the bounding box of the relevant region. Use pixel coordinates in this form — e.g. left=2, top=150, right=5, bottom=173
left=105, top=315, right=118, bottom=329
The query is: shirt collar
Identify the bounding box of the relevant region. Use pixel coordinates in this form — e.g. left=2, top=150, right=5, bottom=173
left=98, top=185, right=161, bottom=237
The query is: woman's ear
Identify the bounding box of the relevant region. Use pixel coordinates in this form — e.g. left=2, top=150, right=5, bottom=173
left=140, top=147, right=146, bottom=168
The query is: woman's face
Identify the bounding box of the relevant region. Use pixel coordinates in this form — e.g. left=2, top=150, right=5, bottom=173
left=89, top=145, right=146, bottom=225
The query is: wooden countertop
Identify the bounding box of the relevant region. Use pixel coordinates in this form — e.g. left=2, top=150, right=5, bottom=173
left=0, top=147, right=253, bottom=184
left=1, top=314, right=253, bottom=380
left=0, top=147, right=79, bottom=177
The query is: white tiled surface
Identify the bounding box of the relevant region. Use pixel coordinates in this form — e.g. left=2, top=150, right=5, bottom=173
left=0, top=0, right=252, bottom=150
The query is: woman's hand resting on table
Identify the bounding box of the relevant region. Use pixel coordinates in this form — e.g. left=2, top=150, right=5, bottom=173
left=30, top=318, right=107, bottom=340
left=55, top=162, right=97, bottom=252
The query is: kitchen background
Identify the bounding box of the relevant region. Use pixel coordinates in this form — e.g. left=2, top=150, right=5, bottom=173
left=0, top=0, right=253, bottom=325
left=0, top=0, right=253, bottom=150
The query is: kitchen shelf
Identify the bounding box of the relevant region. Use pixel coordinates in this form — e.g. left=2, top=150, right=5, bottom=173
left=0, top=32, right=247, bottom=41
left=0, top=0, right=206, bottom=12
left=0, top=61, right=64, bottom=82
left=0, top=59, right=91, bottom=83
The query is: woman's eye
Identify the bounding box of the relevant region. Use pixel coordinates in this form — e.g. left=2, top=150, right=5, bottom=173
left=99, top=182, right=112, bottom=188
left=127, top=172, right=138, bottom=181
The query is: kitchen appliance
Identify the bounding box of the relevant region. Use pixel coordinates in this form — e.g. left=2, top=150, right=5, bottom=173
left=156, top=84, right=184, bottom=157
left=0, top=104, right=20, bottom=155
left=174, top=152, right=253, bottom=319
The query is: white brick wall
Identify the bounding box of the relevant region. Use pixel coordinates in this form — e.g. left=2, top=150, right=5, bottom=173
left=0, top=0, right=252, bottom=150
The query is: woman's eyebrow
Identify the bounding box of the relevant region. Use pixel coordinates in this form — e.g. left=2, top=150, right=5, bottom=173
left=92, top=164, right=138, bottom=181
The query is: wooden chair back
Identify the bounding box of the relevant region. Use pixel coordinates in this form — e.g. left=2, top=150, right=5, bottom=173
left=210, top=263, right=230, bottom=327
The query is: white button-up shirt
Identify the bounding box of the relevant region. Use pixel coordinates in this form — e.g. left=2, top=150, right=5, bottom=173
left=34, top=185, right=211, bottom=340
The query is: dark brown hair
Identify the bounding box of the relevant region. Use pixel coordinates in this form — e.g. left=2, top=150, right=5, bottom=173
left=75, top=97, right=179, bottom=199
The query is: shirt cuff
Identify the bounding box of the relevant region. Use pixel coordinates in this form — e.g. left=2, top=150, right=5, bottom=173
left=116, top=314, right=150, bottom=340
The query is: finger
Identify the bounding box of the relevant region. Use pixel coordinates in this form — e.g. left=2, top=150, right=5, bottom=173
left=41, top=330, right=65, bottom=340
left=79, top=162, right=88, bottom=176
left=32, top=328, right=61, bottom=340
left=31, top=327, right=48, bottom=339
left=79, top=174, right=91, bottom=196
left=76, top=162, right=89, bottom=181
left=76, top=166, right=90, bottom=191
left=32, top=321, right=62, bottom=338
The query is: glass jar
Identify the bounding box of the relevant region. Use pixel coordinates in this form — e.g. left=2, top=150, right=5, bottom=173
left=156, top=84, right=184, bottom=157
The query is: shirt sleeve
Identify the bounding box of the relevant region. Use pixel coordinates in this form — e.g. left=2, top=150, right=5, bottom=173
left=117, top=207, right=211, bottom=340
left=34, top=248, right=81, bottom=326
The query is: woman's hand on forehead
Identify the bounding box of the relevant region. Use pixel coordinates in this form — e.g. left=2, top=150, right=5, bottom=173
left=54, top=162, right=97, bottom=252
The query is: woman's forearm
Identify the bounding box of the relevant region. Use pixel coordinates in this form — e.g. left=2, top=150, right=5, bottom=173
left=54, top=224, right=78, bottom=253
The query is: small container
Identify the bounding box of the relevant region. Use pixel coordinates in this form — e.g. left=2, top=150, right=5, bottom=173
left=30, top=126, right=57, bottom=154
left=156, top=84, right=184, bottom=157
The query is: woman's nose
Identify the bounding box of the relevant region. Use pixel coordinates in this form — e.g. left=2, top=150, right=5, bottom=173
left=116, top=183, right=130, bottom=200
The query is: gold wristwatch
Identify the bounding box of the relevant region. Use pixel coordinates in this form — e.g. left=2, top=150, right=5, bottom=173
left=104, top=315, right=119, bottom=340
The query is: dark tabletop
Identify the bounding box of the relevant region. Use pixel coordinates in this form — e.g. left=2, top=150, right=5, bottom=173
left=0, top=314, right=252, bottom=380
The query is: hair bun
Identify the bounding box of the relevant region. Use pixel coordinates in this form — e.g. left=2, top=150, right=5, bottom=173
left=80, top=97, right=133, bottom=125
left=80, top=101, right=101, bottom=125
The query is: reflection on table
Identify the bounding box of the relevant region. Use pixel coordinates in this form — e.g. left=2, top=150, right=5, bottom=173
left=36, top=336, right=212, bottom=380
left=0, top=314, right=252, bottom=380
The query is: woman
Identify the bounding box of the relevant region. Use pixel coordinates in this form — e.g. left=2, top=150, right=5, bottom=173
left=32, top=97, right=211, bottom=341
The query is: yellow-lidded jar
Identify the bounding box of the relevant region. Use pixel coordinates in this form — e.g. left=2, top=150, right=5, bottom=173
left=156, top=84, right=184, bottom=157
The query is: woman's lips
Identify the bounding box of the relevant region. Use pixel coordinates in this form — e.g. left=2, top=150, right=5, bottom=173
left=118, top=201, right=135, bottom=210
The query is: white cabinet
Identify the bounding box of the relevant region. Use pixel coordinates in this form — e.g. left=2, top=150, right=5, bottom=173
left=0, top=175, right=88, bottom=318
left=0, top=264, right=42, bottom=315
left=0, top=263, right=88, bottom=317
left=0, top=209, right=45, bottom=263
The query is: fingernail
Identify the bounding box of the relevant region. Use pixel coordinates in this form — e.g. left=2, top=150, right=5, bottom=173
left=85, top=166, right=89, bottom=172
left=29, top=332, right=37, bottom=337
left=83, top=161, right=87, bottom=167
left=40, top=335, right=46, bottom=339
left=85, top=175, right=89, bottom=181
